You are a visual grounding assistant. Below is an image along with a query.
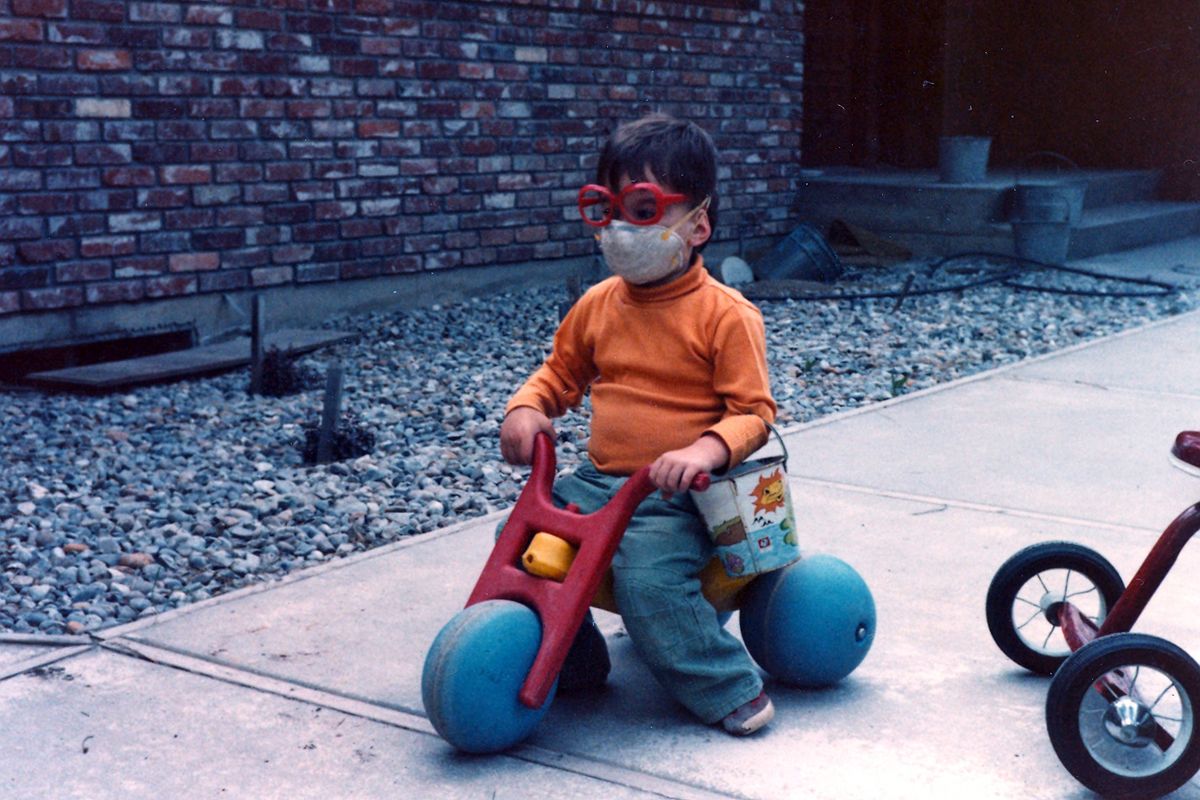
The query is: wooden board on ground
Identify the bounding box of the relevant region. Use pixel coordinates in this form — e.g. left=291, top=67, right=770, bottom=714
left=24, top=329, right=356, bottom=391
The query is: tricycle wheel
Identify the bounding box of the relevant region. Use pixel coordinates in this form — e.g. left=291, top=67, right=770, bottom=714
left=986, top=541, right=1124, bottom=674
left=1046, top=633, right=1200, bottom=799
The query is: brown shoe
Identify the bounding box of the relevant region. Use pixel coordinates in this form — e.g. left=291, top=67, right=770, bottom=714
left=721, top=691, right=775, bottom=736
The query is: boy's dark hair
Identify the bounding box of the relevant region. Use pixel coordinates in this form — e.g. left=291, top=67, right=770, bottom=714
left=596, top=113, right=719, bottom=239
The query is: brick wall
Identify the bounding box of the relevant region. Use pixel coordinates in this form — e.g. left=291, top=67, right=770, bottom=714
left=0, top=0, right=804, bottom=321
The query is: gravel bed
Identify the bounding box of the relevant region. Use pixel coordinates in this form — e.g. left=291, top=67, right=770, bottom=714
left=1, top=256, right=1196, bottom=636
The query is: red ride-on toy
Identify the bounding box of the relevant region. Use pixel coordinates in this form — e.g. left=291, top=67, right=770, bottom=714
left=986, top=431, right=1200, bottom=798
left=422, top=432, right=876, bottom=753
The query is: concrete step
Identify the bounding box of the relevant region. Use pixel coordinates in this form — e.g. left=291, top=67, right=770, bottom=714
left=794, top=168, right=1163, bottom=233
left=1076, top=170, right=1162, bottom=209
left=871, top=201, right=1200, bottom=260
left=1069, top=201, right=1200, bottom=257
left=24, top=328, right=357, bottom=391
left=790, top=168, right=1195, bottom=259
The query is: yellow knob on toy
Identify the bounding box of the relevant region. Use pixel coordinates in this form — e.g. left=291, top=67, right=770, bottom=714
left=522, top=532, right=577, bottom=582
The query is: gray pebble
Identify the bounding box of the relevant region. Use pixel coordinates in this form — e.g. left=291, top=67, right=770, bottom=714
left=0, top=259, right=1193, bottom=634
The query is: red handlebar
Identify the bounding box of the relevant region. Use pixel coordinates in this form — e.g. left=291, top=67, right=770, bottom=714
left=467, top=433, right=710, bottom=708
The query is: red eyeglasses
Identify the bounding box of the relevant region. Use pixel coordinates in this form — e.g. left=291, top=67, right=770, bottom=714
left=577, top=182, right=687, bottom=227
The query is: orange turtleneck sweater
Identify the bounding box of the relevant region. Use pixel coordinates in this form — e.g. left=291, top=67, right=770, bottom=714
left=506, top=258, right=776, bottom=475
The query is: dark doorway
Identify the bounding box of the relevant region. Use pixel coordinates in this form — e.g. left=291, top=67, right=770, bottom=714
left=802, top=0, right=946, bottom=169
left=802, top=0, right=1200, bottom=197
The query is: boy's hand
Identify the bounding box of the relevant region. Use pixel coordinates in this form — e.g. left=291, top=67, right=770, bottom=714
left=649, top=434, right=729, bottom=497
left=499, top=407, right=556, bottom=465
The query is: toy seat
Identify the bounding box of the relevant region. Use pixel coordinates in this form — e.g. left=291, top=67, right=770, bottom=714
left=1172, top=431, right=1200, bottom=472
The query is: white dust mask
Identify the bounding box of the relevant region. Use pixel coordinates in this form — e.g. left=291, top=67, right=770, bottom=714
left=597, top=198, right=709, bottom=285
left=599, top=220, right=687, bottom=285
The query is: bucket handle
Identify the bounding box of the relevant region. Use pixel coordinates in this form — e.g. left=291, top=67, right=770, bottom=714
left=761, top=418, right=788, bottom=470
left=1014, top=150, right=1080, bottom=187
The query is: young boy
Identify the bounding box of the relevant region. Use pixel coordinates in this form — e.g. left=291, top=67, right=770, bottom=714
left=499, top=113, right=778, bottom=735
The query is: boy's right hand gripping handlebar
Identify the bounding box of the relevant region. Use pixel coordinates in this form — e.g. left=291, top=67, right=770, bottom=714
left=466, top=432, right=708, bottom=708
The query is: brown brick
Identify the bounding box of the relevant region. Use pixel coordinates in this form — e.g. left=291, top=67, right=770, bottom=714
left=250, top=266, right=292, bottom=286
left=296, top=263, right=339, bottom=283
left=0, top=20, right=44, bottom=41
left=77, top=49, right=131, bottom=70
left=86, top=279, right=144, bottom=304
left=0, top=217, right=43, bottom=240
left=236, top=8, right=283, bottom=30
left=270, top=244, right=314, bottom=264
left=114, top=255, right=164, bottom=277
left=130, top=2, right=181, bottom=22
left=13, top=247, right=68, bottom=275
left=144, top=274, right=197, bottom=297
left=75, top=98, right=130, bottom=118
left=80, top=235, right=135, bottom=258
left=13, top=0, right=66, bottom=17
left=168, top=252, right=219, bottom=272
left=163, top=27, right=210, bottom=48
left=139, top=187, right=190, bottom=208
left=17, top=193, right=70, bottom=214
left=286, top=100, right=331, bottom=118
left=515, top=225, right=548, bottom=244
left=185, top=4, right=233, bottom=25
left=22, top=286, right=84, bottom=310
left=56, top=260, right=111, bottom=282
left=164, top=208, right=213, bottom=229
left=161, top=165, right=212, bottom=184
left=73, top=0, right=125, bottom=21
left=109, top=211, right=161, bottom=232
left=102, top=166, right=156, bottom=186
left=358, top=119, right=400, bottom=137
left=0, top=169, right=41, bottom=190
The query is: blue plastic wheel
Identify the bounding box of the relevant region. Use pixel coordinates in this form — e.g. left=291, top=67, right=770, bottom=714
left=421, top=599, right=557, bottom=753
left=739, top=554, right=875, bottom=687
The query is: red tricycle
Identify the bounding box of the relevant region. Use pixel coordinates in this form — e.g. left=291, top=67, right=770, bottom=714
left=422, top=432, right=876, bottom=753
left=986, top=431, right=1200, bottom=798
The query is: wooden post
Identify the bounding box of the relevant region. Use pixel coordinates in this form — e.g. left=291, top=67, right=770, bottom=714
left=249, top=294, right=265, bottom=395
left=316, top=362, right=343, bottom=464
left=559, top=274, right=582, bottom=321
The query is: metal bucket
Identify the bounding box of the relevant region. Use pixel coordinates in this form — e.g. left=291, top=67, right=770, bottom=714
left=690, top=423, right=799, bottom=578
left=753, top=224, right=842, bottom=282
left=1012, top=194, right=1072, bottom=264
left=1014, top=182, right=1086, bottom=226
left=938, top=136, right=992, bottom=183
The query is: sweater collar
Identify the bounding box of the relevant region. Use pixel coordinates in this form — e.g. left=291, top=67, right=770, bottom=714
left=619, top=256, right=708, bottom=303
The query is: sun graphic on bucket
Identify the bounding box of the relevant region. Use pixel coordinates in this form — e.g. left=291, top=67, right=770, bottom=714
left=750, top=468, right=787, bottom=514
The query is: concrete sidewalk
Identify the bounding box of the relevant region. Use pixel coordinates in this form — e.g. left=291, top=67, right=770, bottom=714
left=4, top=245, right=1200, bottom=799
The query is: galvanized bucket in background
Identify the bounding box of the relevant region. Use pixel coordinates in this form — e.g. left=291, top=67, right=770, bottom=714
left=1013, top=151, right=1087, bottom=226
left=1012, top=194, right=1072, bottom=264
left=938, top=136, right=992, bottom=183
left=690, top=422, right=799, bottom=578
left=753, top=224, right=843, bottom=283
